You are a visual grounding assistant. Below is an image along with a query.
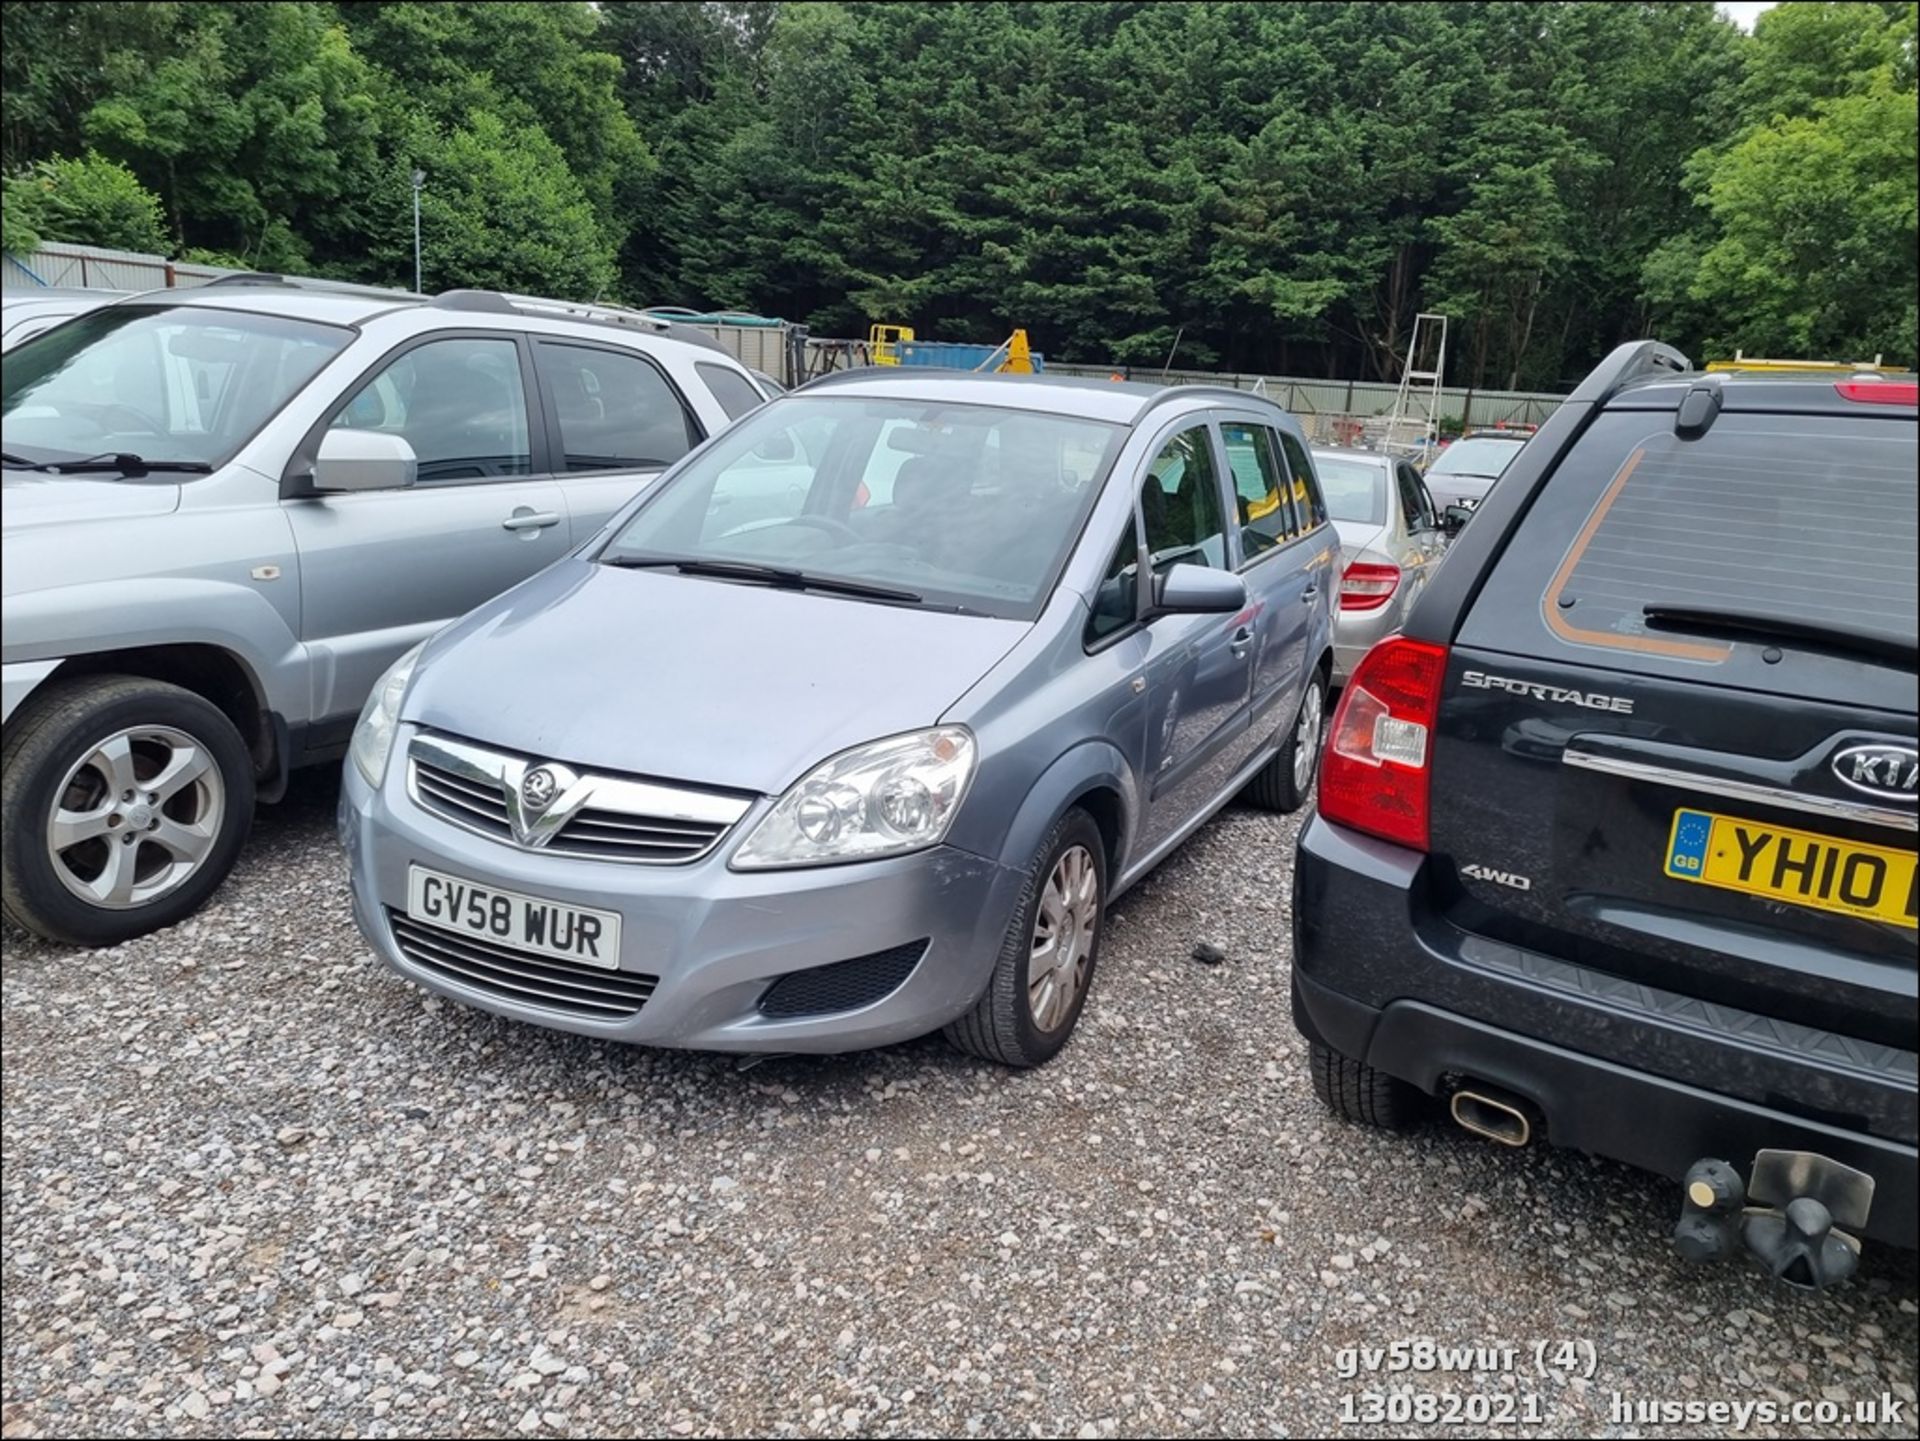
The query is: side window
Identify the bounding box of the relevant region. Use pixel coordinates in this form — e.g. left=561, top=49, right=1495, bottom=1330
left=328, top=336, right=530, bottom=483
left=1139, top=426, right=1228, bottom=572
left=1220, top=421, right=1297, bottom=560
left=1396, top=464, right=1434, bottom=530
left=1275, top=429, right=1328, bottom=532
left=697, top=361, right=766, bottom=421
left=535, top=342, right=700, bottom=473
left=1085, top=526, right=1140, bottom=644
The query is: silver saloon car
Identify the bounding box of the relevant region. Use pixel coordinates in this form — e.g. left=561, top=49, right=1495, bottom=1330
left=341, top=372, right=1340, bottom=1065
left=1310, top=447, right=1451, bottom=683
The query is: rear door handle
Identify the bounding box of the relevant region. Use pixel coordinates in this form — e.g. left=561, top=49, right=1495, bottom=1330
left=1300, top=585, right=1319, bottom=603
left=1229, top=625, right=1256, bottom=657
left=502, top=510, right=562, bottom=532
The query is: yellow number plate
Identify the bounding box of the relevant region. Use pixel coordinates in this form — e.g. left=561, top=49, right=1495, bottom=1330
left=1664, top=809, right=1916, bottom=929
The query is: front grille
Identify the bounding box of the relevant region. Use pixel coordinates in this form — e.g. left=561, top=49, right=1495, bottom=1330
left=388, top=910, right=658, bottom=1019
left=413, top=757, right=512, bottom=838
left=758, top=940, right=929, bottom=1018
left=407, top=734, right=749, bottom=865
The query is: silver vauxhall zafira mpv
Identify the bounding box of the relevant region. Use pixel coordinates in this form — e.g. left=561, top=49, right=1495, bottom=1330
left=341, top=370, right=1339, bottom=1066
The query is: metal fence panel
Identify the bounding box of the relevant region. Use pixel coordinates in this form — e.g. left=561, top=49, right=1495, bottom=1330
left=3, top=242, right=244, bottom=293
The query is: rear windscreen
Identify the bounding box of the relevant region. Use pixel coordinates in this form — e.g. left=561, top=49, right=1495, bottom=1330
left=1458, top=411, right=1918, bottom=704
left=1548, top=418, right=1917, bottom=658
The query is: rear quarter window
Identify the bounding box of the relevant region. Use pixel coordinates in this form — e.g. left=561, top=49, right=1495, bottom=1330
left=698, top=362, right=766, bottom=421
left=1457, top=412, right=1918, bottom=707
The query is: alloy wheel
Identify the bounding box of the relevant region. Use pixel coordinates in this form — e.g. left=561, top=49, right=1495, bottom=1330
left=46, top=726, right=225, bottom=910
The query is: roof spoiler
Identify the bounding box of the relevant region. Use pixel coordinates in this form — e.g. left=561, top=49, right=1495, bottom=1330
left=1567, top=340, right=1691, bottom=406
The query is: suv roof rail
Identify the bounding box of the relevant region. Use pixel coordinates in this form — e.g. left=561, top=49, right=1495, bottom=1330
left=1568, top=340, right=1691, bottom=406
left=198, top=272, right=418, bottom=298
left=426, top=289, right=729, bottom=354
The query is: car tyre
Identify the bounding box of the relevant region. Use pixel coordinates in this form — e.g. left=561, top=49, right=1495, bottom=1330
left=944, top=807, right=1106, bottom=1068
left=2, top=676, right=254, bottom=948
left=1245, top=670, right=1327, bottom=813
left=1308, top=1040, right=1423, bottom=1130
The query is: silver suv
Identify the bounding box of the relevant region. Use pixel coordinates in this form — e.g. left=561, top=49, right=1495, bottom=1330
left=2, top=280, right=770, bottom=946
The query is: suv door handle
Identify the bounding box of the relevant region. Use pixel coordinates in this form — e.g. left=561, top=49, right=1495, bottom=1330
left=1229, top=625, right=1256, bottom=657
left=1300, top=585, right=1319, bottom=602
left=502, top=510, right=562, bottom=533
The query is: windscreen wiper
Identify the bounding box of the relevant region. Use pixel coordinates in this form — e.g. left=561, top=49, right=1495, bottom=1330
left=603, top=553, right=926, bottom=605
left=1643, top=602, right=1918, bottom=667
left=4, top=452, right=213, bottom=476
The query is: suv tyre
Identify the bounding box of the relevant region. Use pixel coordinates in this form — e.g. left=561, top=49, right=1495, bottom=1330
left=2, top=676, right=254, bottom=947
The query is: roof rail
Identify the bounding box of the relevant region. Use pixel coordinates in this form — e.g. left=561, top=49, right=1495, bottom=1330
left=1567, top=340, right=1691, bottom=405
left=198, top=272, right=418, bottom=299
left=425, top=289, right=729, bottom=354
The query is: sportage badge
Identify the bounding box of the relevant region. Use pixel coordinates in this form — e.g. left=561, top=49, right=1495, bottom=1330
left=1831, top=744, right=1919, bottom=801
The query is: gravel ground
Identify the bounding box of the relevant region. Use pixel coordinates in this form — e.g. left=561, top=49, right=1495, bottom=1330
left=4, top=769, right=1916, bottom=1440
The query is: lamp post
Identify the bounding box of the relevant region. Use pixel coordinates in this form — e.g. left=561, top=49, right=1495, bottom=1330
left=410, top=169, right=426, bottom=294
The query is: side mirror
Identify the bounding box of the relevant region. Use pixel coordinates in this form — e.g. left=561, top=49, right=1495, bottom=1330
left=313, top=428, right=417, bottom=492
left=751, top=432, right=798, bottom=463
left=1150, top=563, right=1247, bottom=617
left=1441, top=503, right=1475, bottom=535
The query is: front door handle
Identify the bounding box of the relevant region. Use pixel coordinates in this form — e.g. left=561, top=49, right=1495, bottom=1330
left=1300, top=585, right=1319, bottom=603
left=1229, top=625, right=1256, bottom=658
left=502, top=510, right=562, bottom=533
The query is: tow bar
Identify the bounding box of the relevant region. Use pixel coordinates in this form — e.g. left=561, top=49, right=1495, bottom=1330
left=1673, top=1149, right=1874, bottom=1290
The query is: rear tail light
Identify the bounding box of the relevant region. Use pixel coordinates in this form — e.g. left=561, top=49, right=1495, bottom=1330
left=1835, top=379, right=1918, bottom=405
left=1317, top=637, right=1449, bottom=851
left=1340, top=562, right=1401, bottom=612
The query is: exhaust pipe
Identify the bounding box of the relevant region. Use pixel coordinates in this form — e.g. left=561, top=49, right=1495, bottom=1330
left=1450, top=1087, right=1534, bottom=1147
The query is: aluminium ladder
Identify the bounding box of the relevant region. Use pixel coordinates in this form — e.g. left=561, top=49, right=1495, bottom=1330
left=1384, top=313, right=1448, bottom=463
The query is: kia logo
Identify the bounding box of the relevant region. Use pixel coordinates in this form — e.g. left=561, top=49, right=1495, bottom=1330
left=1831, top=744, right=1919, bottom=801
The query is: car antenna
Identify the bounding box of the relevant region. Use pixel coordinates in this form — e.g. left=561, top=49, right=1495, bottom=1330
left=1160, top=326, right=1184, bottom=381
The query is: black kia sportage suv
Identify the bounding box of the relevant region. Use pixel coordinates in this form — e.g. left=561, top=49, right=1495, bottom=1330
left=1291, top=341, right=1916, bottom=1286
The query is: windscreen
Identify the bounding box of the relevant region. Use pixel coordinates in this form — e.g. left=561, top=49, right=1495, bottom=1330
left=1428, top=435, right=1525, bottom=478
left=1312, top=454, right=1388, bottom=525
left=1548, top=418, right=1917, bottom=654
left=600, top=394, right=1125, bottom=618
left=1456, top=410, right=1918, bottom=704
left=2, top=304, right=350, bottom=470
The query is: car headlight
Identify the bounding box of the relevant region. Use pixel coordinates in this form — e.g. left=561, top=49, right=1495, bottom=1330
left=349, top=641, right=427, bottom=787
left=731, top=727, right=977, bottom=870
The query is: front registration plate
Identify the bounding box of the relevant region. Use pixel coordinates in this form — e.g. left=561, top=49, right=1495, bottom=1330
left=1664, top=809, right=1916, bottom=929
left=406, top=865, right=622, bottom=968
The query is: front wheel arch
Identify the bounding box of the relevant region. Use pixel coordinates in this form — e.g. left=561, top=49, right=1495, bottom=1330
left=35, top=644, right=276, bottom=787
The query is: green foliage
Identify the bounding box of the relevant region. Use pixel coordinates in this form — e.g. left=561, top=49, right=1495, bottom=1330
left=7, top=150, right=169, bottom=252
left=1, top=172, right=40, bottom=255
left=1, top=0, right=1911, bottom=376
left=1648, top=0, right=1918, bottom=367
left=375, top=110, right=618, bottom=299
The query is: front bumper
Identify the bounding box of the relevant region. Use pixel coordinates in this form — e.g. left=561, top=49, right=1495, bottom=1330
left=339, top=732, right=1024, bottom=1053
left=1290, top=814, right=1919, bottom=1248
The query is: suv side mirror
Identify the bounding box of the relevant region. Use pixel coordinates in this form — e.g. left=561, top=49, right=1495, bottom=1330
left=1441, top=503, right=1475, bottom=535
left=1150, top=563, right=1247, bottom=617
left=313, top=428, right=417, bottom=492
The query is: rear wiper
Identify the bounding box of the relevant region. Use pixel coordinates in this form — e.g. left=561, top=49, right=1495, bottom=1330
left=1643, top=603, right=1917, bottom=667
left=603, top=554, right=925, bottom=605
left=4, top=452, right=212, bottom=476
